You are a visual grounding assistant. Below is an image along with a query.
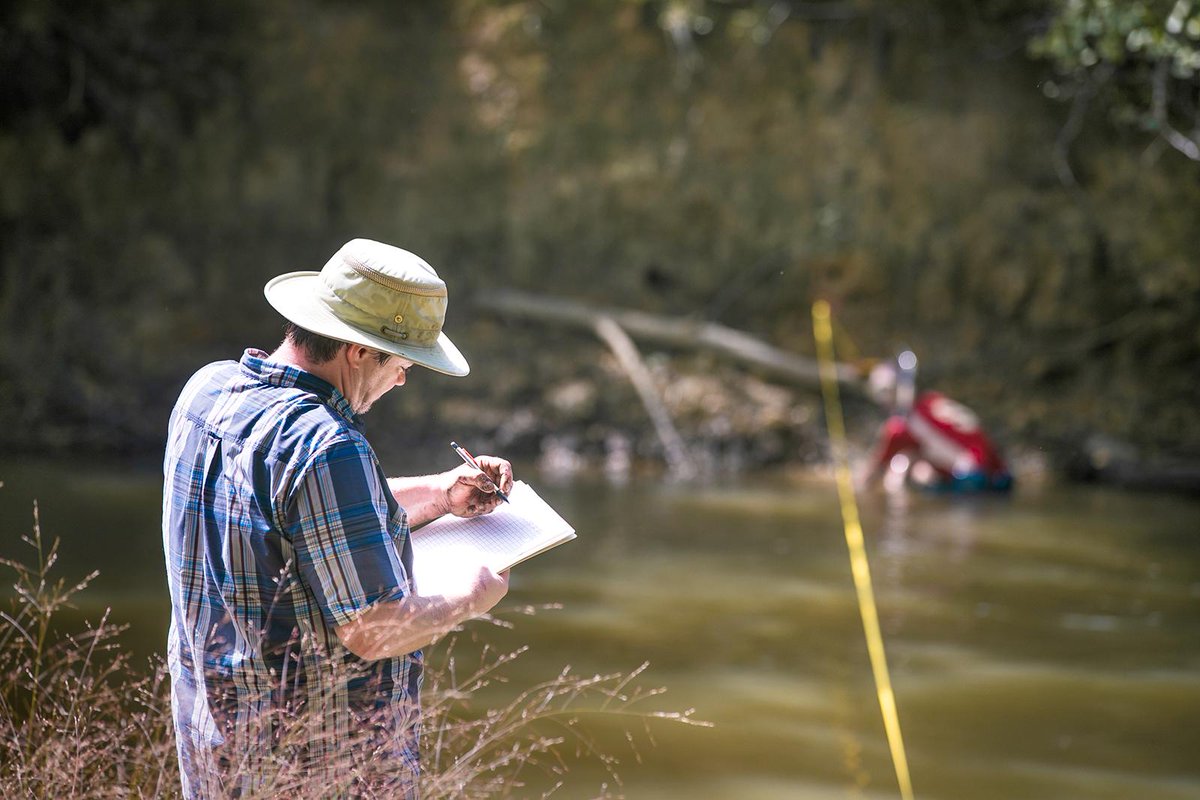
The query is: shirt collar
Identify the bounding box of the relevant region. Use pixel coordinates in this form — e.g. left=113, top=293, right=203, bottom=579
left=239, top=348, right=361, bottom=426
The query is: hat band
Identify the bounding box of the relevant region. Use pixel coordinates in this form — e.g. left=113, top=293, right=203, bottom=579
left=315, top=284, right=442, bottom=347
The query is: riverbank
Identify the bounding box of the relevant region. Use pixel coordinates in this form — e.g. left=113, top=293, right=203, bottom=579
left=366, top=319, right=1199, bottom=496
left=6, top=315, right=1196, bottom=496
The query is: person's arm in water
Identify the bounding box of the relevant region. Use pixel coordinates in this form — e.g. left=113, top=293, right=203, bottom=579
left=335, top=454, right=515, bottom=660
left=858, top=417, right=909, bottom=489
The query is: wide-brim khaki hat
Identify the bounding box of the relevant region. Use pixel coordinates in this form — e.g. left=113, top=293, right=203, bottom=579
left=264, top=238, right=470, bottom=377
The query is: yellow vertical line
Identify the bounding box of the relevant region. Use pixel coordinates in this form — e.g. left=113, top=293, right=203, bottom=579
left=812, top=299, right=915, bottom=800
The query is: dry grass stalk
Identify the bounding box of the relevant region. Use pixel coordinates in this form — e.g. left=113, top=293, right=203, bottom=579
left=1, top=501, right=708, bottom=798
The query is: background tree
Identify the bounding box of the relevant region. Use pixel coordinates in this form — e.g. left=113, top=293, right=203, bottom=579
left=1031, top=0, right=1200, bottom=176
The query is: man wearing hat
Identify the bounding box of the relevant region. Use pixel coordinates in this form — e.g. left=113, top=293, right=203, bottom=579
left=162, top=239, right=511, bottom=797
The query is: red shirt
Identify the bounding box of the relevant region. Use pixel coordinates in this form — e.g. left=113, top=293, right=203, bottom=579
left=873, top=391, right=1008, bottom=480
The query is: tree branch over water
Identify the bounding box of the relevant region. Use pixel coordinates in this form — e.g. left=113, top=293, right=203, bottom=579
left=478, top=289, right=861, bottom=391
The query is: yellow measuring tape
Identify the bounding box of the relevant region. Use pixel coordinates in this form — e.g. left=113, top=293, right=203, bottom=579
left=812, top=299, right=915, bottom=800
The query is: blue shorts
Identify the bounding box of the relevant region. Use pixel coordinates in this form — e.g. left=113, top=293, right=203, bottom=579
left=930, top=470, right=1013, bottom=493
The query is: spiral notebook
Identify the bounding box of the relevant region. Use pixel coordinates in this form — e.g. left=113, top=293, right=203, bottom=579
left=411, top=480, right=576, bottom=593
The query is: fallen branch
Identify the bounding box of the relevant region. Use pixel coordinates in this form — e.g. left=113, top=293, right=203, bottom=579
left=478, top=289, right=860, bottom=391
left=592, top=316, right=696, bottom=479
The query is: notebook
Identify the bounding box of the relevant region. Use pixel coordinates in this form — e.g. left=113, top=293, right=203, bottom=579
left=411, top=480, right=576, bottom=594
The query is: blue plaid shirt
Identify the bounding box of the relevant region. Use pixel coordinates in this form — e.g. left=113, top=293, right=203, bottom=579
left=163, top=349, right=421, bottom=797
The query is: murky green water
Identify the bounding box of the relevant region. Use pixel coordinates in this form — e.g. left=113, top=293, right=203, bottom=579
left=2, top=458, right=1198, bottom=799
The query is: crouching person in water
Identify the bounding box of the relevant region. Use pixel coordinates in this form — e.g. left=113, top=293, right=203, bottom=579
left=859, top=352, right=1014, bottom=493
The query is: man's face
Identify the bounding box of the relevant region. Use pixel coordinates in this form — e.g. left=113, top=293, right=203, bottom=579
left=350, top=352, right=414, bottom=415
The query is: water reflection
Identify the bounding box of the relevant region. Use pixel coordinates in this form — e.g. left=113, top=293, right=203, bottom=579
left=1, top=459, right=1198, bottom=799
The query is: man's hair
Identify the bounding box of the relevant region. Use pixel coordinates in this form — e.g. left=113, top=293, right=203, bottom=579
left=283, top=322, right=391, bottom=365
left=284, top=322, right=344, bottom=363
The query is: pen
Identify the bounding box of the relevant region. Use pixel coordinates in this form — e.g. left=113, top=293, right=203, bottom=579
left=449, top=441, right=510, bottom=503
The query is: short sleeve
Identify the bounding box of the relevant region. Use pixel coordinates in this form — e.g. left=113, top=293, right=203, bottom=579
left=286, top=437, right=409, bottom=628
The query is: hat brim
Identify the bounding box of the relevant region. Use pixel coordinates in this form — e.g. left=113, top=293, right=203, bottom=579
left=264, top=271, right=470, bottom=377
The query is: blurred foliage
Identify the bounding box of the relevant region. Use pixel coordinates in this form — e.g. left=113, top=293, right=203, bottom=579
left=1031, top=0, right=1200, bottom=160
left=1033, top=0, right=1200, bottom=75
left=0, top=0, right=1198, bottom=465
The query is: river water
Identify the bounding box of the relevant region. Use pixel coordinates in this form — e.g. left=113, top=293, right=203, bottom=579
left=1, top=458, right=1197, bottom=799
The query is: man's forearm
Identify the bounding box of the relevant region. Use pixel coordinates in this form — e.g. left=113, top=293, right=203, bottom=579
left=387, top=475, right=450, bottom=527
left=336, top=588, right=479, bottom=660
left=336, top=560, right=509, bottom=660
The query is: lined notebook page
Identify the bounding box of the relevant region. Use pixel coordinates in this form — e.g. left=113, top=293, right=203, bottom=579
left=412, top=481, right=576, bottom=594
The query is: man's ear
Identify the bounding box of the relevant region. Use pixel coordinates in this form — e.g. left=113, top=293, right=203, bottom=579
left=343, top=343, right=372, bottom=369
